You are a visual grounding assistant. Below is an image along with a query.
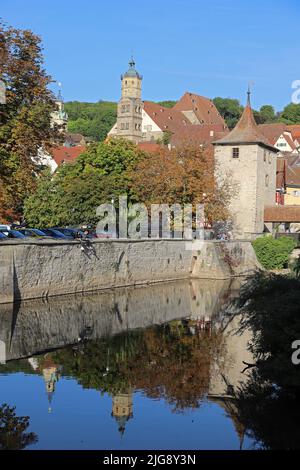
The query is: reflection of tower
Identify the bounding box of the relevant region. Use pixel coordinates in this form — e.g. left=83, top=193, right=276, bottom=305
left=42, top=366, right=59, bottom=413
left=111, top=390, right=133, bottom=436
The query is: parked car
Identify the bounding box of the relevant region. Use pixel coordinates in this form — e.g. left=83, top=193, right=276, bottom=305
left=52, top=227, right=85, bottom=239
left=0, top=228, right=27, bottom=239
left=0, top=232, right=8, bottom=240
left=0, top=224, right=11, bottom=231
left=96, top=228, right=117, bottom=239
left=17, top=228, right=50, bottom=238
left=41, top=228, right=73, bottom=239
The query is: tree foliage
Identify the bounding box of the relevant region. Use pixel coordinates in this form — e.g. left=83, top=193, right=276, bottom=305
left=52, top=320, right=223, bottom=412
left=279, top=103, right=300, bottom=124
left=157, top=100, right=177, bottom=108
left=259, top=105, right=277, bottom=123
left=129, top=144, right=234, bottom=224
left=24, top=138, right=146, bottom=227
left=252, top=235, right=296, bottom=270
left=0, top=404, right=38, bottom=450
left=0, top=21, right=60, bottom=222
left=65, top=100, right=117, bottom=142
left=213, top=97, right=243, bottom=128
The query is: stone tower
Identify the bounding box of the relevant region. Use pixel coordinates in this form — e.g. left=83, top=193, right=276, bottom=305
left=50, top=90, right=68, bottom=131
left=213, top=90, right=279, bottom=240
left=115, top=58, right=143, bottom=143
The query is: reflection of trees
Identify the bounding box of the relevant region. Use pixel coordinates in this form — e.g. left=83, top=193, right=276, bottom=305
left=53, top=320, right=224, bottom=412
left=232, top=272, right=300, bottom=449
left=123, top=323, right=222, bottom=412
left=0, top=404, right=38, bottom=450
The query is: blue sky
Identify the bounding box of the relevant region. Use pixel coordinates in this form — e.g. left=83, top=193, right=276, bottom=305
left=1, top=0, right=299, bottom=110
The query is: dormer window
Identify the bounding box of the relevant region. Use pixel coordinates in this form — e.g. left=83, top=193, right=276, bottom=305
left=232, top=147, right=239, bottom=158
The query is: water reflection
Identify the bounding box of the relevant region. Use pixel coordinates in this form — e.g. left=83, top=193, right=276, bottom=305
left=0, top=404, right=38, bottom=450
left=0, top=279, right=257, bottom=450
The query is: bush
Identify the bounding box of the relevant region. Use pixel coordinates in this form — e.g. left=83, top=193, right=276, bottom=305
left=252, top=236, right=296, bottom=270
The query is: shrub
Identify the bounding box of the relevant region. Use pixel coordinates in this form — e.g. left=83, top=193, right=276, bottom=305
left=252, top=236, right=296, bottom=270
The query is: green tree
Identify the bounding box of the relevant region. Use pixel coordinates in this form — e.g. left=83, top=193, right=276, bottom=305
left=258, top=105, right=277, bottom=123
left=252, top=236, right=296, bottom=270
left=65, top=101, right=117, bottom=141
left=279, top=103, right=300, bottom=124
left=0, top=21, right=60, bottom=222
left=0, top=404, right=38, bottom=450
left=24, top=138, right=146, bottom=227
left=213, top=97, right=243, bottom=129
left=157, top=100, right=177, bottom=108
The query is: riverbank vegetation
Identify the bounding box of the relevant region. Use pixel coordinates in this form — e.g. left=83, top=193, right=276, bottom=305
left=252, top=235, right=297, bottom=270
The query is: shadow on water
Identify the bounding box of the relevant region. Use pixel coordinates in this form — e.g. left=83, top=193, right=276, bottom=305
left=227, top=271, right=300, bottom=450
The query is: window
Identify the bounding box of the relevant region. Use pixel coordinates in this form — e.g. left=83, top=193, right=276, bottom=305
left=232, top=147, right=239, bottom=158
left=265, top=174, right=269, bottom=187
left=120, top=123, right=125, bottom=130
left=125, top=122, right=129, bottom=130
left=264, top=150, right=266, bottom=162
left=126, top=104, right=130, bottom=112
left=121, top=105, right=125, bottom=113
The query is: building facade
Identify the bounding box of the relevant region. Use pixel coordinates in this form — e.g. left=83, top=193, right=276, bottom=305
left=214, top=92, right=279, bottom=239
left=111, top=58, right=144, bottom=144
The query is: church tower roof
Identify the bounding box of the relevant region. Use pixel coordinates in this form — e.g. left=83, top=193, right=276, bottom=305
left=214, top=89, right=278, bottom=152
left=121, top=57, right=142, bottom=80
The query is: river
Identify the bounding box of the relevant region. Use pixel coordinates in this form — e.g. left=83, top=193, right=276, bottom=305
left=0, top=279, right=259, bottom=450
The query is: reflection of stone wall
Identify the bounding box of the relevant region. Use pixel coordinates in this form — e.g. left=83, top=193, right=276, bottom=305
left=209, top=315, right=253, bottom=398
left=0, top=239, right=260, bottom=303
left=0, top=279, right=234, bottom=361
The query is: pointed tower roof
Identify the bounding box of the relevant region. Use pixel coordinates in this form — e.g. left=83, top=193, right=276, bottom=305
left=214, top=89, right=278, bottom=152
left=121, top=57, right=142, bottom=80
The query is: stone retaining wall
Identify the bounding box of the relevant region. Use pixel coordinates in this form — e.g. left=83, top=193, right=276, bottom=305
left=0, top=239, right=260, bottom=304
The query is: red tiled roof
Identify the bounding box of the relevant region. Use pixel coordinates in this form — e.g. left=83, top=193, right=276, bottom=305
left=288, top=125, right=300, bottom=140
left=258, top=123, right=297, bottom=152
left=143, top=100, right=227, bottom=147
left=143, top=101, right=192, bottom=134
left=138, top=142, right=162, bottom=153
left=170, top=124, right=228, bottom=147
left=264, top=205, right=300, bottom=222
left=173, top=92, right=227, bottom=127
left=258, top=123, right=288, bottom=145
left=215, top=103, right=277, bottom=151
left=51, top=145, right=86, bottom=165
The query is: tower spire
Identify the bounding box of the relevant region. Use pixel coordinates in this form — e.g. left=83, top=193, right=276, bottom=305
left=129, top=55, right=135, bottom=69
left=247, top=84, right=251, bottom=107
